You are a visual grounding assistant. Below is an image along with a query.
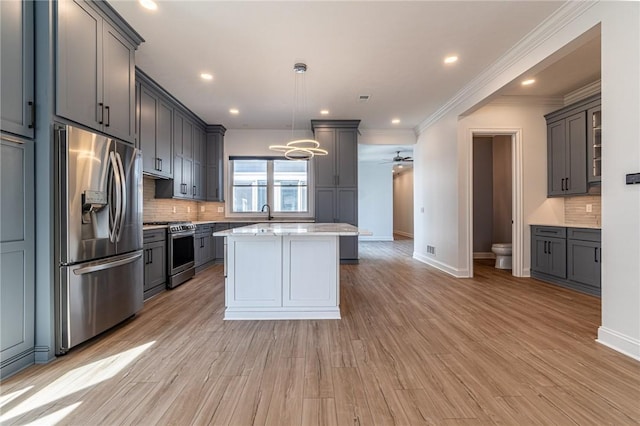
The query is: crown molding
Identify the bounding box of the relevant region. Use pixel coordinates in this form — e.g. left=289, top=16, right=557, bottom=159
left=488, top=95, right=564, bottom=107
left=415, top=0, right=598, bottom=135
left=564, top=79, right=601, bottom=105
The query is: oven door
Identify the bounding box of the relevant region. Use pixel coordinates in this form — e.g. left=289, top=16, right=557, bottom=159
left=169, top=231, right=195, bottom=275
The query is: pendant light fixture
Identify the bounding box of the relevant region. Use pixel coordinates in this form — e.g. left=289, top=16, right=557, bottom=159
left=269, top=63, right=328, bottom=160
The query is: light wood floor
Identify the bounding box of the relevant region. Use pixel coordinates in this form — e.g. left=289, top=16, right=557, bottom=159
left=2, top=239, right=639, bottom=425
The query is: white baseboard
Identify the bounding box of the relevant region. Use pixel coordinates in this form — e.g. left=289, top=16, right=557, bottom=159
left=597, top=327, right=640, bottom=361
left=413, top=252, right=469, bottom=278
left=393, top=230, right=414, bottom=238
left=473, top=252, right=495, bottom=259
left=359, top=235, right=394, bottom=242
left=521, top=267, right=531, bottom=278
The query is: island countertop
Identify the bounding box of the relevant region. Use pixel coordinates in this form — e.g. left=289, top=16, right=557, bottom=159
left=213, top=222, right=365, bottom=237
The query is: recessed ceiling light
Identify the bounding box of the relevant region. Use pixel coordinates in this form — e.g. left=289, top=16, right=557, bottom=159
left=391, top=118, right=401, bottom=124
left=521, top=78, right=536, bottom=86
left=320, top=110, right=330, bottom=115
left=200, top=73, right=213, bottom=81
left=229, top=108, right=239, bottom=115
left=444, top=55, right=458, bottom=64
left=139, top=0, right=157, bottom=11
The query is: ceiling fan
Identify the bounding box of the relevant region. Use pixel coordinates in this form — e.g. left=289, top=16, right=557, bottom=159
left=383, top=151, right=413, bottom=163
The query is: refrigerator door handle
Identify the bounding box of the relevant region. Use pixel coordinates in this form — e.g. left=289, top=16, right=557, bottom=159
left=114, top=151, right=127, bottom=242
left=73, top=251, right=142, bottom=275
left=108, top=151, right=122, bottom=243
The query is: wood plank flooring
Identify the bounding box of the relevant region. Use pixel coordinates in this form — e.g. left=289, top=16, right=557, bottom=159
left=2, top=238, right=639, bottom=425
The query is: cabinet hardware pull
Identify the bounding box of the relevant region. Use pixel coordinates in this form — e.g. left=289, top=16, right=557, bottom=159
left=98, top=103, right=104, bottom=124
left=548, top=241, right=552, bottom=254
left=565, top=177, right=569, bottom=190
left=594, top=247, right=598, bottom=263
left=561, top=178, right=565, bottom=191
left=544, top=241, right=547, bottom=254
left=28, top=101, right=35, bottom=129
left=158, top=158, right=162, bottom=171
left=150, top=249, right=153, bottom=264
left=105, top=105, right=110, bottom=127
left=193, top=185, right=197, bottom=197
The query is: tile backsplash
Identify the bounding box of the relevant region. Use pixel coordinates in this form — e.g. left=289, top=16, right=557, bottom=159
left=142, top=177, right=226, bottom=222
left=565, top=195, right=601, bottom=226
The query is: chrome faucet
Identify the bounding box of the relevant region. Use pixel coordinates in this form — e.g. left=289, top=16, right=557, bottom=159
left=261, top=204, right=273, bottom=220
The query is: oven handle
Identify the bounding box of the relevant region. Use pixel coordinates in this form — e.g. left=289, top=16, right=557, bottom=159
left=170, top=231, right=195, bottom=239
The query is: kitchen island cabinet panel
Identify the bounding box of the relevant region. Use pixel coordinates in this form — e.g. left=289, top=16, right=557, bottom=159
left=1, top=0, right=35, bottom=138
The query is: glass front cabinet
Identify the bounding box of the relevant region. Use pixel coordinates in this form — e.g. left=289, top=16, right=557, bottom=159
left=588, top=106, right=601, bottom=183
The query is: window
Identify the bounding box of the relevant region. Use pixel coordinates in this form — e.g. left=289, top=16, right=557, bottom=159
left=230, top=158, right=309, bottom=214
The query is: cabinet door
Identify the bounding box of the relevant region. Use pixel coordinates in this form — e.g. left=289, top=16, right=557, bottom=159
left=213, top=224, right=229, bottom=260
left=314, top=129, right=336, bottom=187
left=182, top=157, right=193, bottom=198
left=587, top=106, right=601, bottom=184
left=1, top=137, right=35, bottom=374
left=336, top=129, right=358, bottom=187
left=568, top=240, right=601, bottom=288
left=156, top=100, right=173, bottom=178
left=144, top=241, right=166, bottom=291
left=565, top=111, right=587, bottom=195
left=547, top=237, right=567, bottom=279
left=531, top=236, right=549, bottom=274
left=194, top=234, right=205, bottom=267
left=226, top=236, right=282, bottom=307
left=1, top=0, right=34, bottom=138
left=102, top=20, right=135, bottom=142
left=315, top=188, right=336, bottom=223
left=56, top=0, right=101, bottom=130
left=547, top=120, right=566, bottom=196
left=139, top=86, right=158, bottom=174
left=336, top=188, right=358, bottom=225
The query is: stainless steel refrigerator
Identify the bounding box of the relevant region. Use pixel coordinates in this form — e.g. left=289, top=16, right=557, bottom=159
left=55, top=124, right=143, bottom=355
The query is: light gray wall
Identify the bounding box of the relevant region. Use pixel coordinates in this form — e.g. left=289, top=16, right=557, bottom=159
left=393, top=168, right=414, bottom=237
left=492, top=135, right=512, bottom=244
left=473, top=137, right=493, bottom=253
left=358, top=162, right=394, bottom=241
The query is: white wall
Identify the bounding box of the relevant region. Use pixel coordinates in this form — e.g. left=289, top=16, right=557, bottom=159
left=414, top=2, right=640, bottom=359
left=393, top=169, right=414, bottom=237
left=358, top=162, right=394, bottom=241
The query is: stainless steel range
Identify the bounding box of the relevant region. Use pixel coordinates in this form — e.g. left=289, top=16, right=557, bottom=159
left=167, top=222, right=196, bottom=288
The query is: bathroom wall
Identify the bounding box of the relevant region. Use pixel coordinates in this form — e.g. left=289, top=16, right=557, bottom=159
left=142, top=177, right=226, bottom=222
left=565, top=195, right=602, bottom=226
left=492, top=135, right=512, bottom=244
left=472, top=137, right=493, bottom=253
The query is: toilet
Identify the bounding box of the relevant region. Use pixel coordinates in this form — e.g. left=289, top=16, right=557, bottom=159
left=491, top=243, right=512, bottom=269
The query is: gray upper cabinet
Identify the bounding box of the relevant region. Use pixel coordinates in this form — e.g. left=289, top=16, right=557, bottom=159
left=545, top=94, right=600, bottom=197
left=1, top=135, right=35, bottom=378
left=192, top=126, right=206, bottom=200
left=138, top=82, right=173, bottom=178
left=56, top=0, right=142, bottom=143
left=206, top=125, right=226, bottom=202
left=1, top=0, right=35, bottom=139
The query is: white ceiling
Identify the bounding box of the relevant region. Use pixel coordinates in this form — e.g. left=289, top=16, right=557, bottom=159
left=109, top=0, right=600, bottom=133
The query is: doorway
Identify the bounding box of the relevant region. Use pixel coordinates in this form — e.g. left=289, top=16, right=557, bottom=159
left=468, top=130, right=523, bottom=277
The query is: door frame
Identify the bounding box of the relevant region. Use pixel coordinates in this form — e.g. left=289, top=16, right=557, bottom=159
left=467, top=128, right=524, bottom=277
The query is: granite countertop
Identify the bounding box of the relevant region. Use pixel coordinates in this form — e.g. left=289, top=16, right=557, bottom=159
left=530, top=223, right=601, bottom=230
left=194, top=218, right=316, bottom=225
left=213, top=222, right=365, bottom=237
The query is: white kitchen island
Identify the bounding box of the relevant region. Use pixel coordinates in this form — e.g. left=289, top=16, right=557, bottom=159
left=213, top=223, right=363, bottom=320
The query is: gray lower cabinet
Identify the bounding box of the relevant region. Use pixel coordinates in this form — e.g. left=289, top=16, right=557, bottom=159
left=1, top=0, right=35, bottom=138
left=194, top=224, right=215, bottom=272
left=213, top=223, right=230, bottom=262
left=567, top=228, right=601, bottom=290
left=531, top=225, right=600, bottom=296
left=56, top=0, right=142, bottom=143
left=143, top=229, right=166, bottom=300
left=1, top=135, right=35, bottom=378
left=315, top=187, right=358, bottom=262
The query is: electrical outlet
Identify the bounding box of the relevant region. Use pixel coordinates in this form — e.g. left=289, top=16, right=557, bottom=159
left=420, top=207, right=424, bottom=213
left=172, top=206, right=176, bottom=214
left=217, top=206, right=224, bottom=213
left=200, top=206, right=205, bottom=212
left=586, top=204, right=593, bottom=213
left=187, top=206, right=191, bottom=213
